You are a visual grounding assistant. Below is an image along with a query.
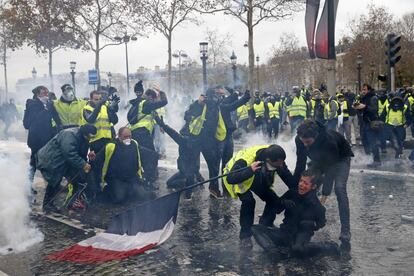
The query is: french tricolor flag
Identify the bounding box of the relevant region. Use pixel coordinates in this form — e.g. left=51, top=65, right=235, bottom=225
left=46, top=192, right=180, bottom=264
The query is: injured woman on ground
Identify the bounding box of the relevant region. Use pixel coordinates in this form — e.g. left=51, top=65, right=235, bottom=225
left=252, top=169, right=340, bottom=258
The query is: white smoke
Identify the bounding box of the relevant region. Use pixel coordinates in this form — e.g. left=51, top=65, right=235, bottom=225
left=0, top=147, right=44, bottom=255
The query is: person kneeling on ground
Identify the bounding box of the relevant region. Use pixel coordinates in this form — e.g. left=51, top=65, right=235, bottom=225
left=98, top=127, right=154, bottom=204
left=252, top=170, right=339, bottom=258
left=36, top=124, right=96, bottom=213
left=223, top=145, right=297, bottom=248
left=154, top=115, right=198, bottom=199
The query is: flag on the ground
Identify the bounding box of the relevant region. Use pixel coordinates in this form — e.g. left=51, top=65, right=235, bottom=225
left=45, top=192, right=181, bottom=264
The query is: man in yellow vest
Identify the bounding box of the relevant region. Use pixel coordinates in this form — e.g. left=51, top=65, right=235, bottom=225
left=252, top=91, right=265, bottom=133
left=127, top=82, right=168, bottom=184
left=50, top=84, right=86, bottom=131
left=82, top=90, right=119, bottom=195
left=381, top=96, right=410, bottom=159
left=324, top=95, right=340, bottom=130
left=98, top=127, right=153, bottom=203
left=186, top=87, right=227, bottom=198
left=286, top=86, right=308, bottom=134
left=310, top=90, right=325, bottom=124
left=223, top=144, right=296, bottom=248
left=264, top=94, right=282, bottom=139
left=237, top=102, right=250, bottom=132
left=377, top=90, right=389, bottom=153
left=337, top=94, right=351, bottom=144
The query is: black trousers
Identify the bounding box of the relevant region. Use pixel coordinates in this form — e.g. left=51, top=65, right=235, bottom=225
left=267, top=118, right=280, bottom=139
left=194, top=140, right=222, bottom=191
left=104, top=177, right=152, bottom=204
left=237, top=179, right=281, bottom=239
left=90, top=138, right=111, bottom=195
left=252, top=225, right=339, bottom=257
left=132, top=128, right=159, bottom=182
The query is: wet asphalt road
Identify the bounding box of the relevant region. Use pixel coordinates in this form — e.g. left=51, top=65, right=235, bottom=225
left=0, top=135, right=414, bottom=276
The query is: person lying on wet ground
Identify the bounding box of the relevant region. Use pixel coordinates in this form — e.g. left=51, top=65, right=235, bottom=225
left=252, top=170, right=340, bottom=258
left=95, top=127, right=154, bottom=204
left=154, top=114, right=198, bottom=199
left=223, top=144, right=297, bottom=248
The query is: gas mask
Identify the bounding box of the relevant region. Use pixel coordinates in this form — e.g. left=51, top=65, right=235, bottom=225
left=266, top=162, right=278, bottom=172
left=38, top=95, right=48, bottom=104
left=62, top=88, right=75, bottom=101
left=122, top=138, right=131, bottom=146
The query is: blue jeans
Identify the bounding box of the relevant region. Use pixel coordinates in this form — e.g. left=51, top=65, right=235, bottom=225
left=361, top=123, right=380, bottom=162
left=290, top=116, right=305, bottom=134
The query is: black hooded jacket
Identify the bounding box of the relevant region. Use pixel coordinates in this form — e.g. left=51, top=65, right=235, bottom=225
left=359, top=90, right=379, bottom=123
left=279, top=189, right=326, bottom=236
left=294, top=123, right=354, bottom=195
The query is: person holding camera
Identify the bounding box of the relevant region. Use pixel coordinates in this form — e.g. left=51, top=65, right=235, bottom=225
left=353, top=84, right=381, bottom=166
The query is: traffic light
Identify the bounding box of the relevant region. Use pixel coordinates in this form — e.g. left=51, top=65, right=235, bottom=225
left=385, top=33, right=401, bottom=67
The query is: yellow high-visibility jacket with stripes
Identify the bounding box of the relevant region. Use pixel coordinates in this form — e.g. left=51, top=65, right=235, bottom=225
left=223, top=145, right=269, bottom=199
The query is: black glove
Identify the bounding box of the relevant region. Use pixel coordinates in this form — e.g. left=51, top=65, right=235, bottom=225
left=299, top=220, right=316, bottom=230
left=108, top=101, right=119, bottom=112
left=153, top=114, right=165, bottom=127
left=281, top=199, right=296, bottom=209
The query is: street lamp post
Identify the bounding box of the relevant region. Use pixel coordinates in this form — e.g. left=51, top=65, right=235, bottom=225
left=230, top=51, right=237, bottom=88
left=70, top=61, right=76, bottom=93
left=32, top=67, right=37, bottom=79
left=199, top=42, right=208, bottom=91
left=172, top=50, right=188, bottom=93
left=107, top=72, right=112, bottom=87
left=356, top=53, right=363, bottom=93
left=256, top=55, right=260, bottom=91
left=115, top=33, right=137, bottom=97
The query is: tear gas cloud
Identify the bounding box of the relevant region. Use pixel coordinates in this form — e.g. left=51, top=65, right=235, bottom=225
left=0, top=151, right=43, bottom=255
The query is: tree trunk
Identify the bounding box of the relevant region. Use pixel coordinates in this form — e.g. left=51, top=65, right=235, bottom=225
left=3, top=42, right=7, bottom=102
left=48, top=47, right=54, bottom=92
left=167, top=33, right=172, bottom=94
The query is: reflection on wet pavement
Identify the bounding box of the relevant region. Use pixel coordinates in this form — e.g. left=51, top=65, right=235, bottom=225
left=1, top=141, right=414, bottom=275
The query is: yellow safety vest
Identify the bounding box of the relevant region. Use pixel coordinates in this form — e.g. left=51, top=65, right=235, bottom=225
left=223, top=145, right=269, bottom=199
left=407, top=96, right=414, bottom=112
left=237, top=104, right=250, bottom=121
left=188, top=105, right=226, bottom=141
left=324, top=100, right=339, bottom=120
left=253, top=101, right=265, bottom=118
left=101, top=139, right=142, bottom=189
left=288, top=96, right=307, bottom=117
left=341, top=101, right=349, bottom=118
left=54, top=99, right=86, bottom=127
left=82, top=104, right=112, bottom=143
left=386, top=105, right=407, bottom=126
left=378, top=99, right=389, bottom=116
left=130, top=100, right=156, bottom=133
left=267, top=102, right=281, bottom=119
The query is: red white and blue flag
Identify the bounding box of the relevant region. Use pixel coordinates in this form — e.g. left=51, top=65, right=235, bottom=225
left=46, top=192, right=181, bottom=264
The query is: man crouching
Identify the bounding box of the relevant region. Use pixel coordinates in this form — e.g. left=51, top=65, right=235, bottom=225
left=252, top=170, right=339, bottom=257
